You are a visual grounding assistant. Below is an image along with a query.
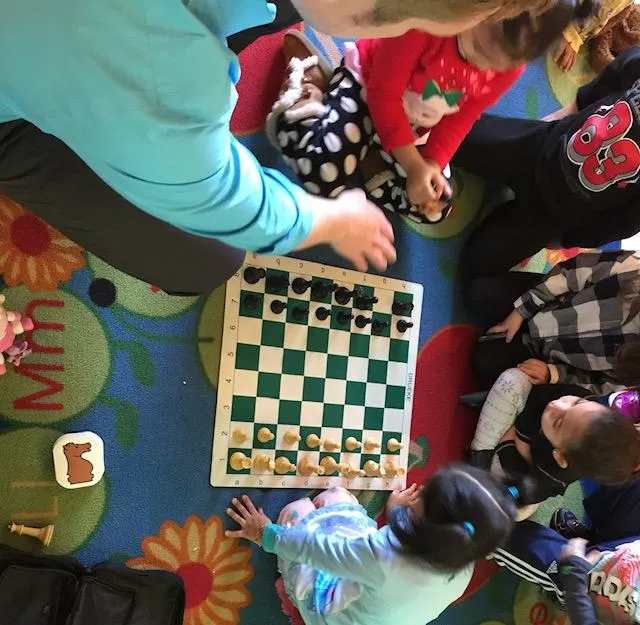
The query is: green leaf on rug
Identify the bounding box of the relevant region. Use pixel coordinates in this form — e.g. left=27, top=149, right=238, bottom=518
left=525, top=87, right=538, bottom=120
left=109, top=552, right=132, bottom=563
left=115, top=340, right=156, bottom=387
left=102, top=396, right=140, bottom=450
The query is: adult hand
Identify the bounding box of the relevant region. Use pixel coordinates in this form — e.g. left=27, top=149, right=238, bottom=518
left=553, top=39, right=579, bottom=73
left=518, top=358, right=551, bottom=384
left=386, top=483, right=423, bottom=515
left=487, top=309, right=523, bottom=343
left=406, top=159, right=451, bottom=209
left=326, top=189, right=397, bottom=271
left=225, top=495, right=272, bottom=544
left=561, top=538, right=589, bottom=562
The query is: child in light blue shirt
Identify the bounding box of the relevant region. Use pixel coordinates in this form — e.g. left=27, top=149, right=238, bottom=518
left=226, top=463, right=522, bottom=625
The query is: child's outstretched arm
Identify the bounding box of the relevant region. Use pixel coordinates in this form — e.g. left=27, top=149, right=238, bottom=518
left=226, top=495, right=384, bottom=586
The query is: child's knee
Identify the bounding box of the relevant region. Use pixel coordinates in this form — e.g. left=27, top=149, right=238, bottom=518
left=313, top=486, right=358, bottom=508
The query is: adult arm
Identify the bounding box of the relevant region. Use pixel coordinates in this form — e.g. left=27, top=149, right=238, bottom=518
left=262, top=524, right=385, bottom=585
left=576, top=46, right=640, bottom=108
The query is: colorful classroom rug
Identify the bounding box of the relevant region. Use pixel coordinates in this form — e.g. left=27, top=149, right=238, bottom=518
left=0, top=22, right=600, bottom=625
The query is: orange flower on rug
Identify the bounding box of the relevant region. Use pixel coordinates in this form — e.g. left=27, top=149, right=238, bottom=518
left=0, top=194, right=84, bottom=290
left=128, top=515, right=254, bottom=625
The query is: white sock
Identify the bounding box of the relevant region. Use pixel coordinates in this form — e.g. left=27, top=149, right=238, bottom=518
left=471, top=368, right=532, bottom=451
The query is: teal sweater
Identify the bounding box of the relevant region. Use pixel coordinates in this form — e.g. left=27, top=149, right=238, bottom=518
left=263, top=523, right=473, bottom=625
left=0, top=0, right=313, bottom=253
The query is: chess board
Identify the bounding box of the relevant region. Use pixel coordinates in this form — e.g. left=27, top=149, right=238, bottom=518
left=210, top=253, right=423, bottom=490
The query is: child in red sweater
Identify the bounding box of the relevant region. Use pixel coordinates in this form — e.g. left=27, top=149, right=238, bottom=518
left=267, top=0, right=594, bottom=223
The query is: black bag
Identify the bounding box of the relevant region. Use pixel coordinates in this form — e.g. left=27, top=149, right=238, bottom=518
left=0, top=543, right=185, bottom=625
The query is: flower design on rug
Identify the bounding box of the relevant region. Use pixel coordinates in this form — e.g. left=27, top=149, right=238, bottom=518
left=128, top=515, right=254, bottom=625
left=0, top=194, right=84, bottom=291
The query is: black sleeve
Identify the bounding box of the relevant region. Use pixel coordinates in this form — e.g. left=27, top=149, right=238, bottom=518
left=559, top=556, right=598, bottom=625
left=562, top=205, right=640, bottom=248
left=496, top=441, right=530, bottom=475
left=577, top=47, right=640, bottom=109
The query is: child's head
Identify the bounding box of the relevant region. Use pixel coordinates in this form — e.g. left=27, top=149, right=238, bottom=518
left=388, top=463, right=517, bottom=572
left=458, top=0, right=597, bottom=71
left=541, top=395, right=640, bottom=484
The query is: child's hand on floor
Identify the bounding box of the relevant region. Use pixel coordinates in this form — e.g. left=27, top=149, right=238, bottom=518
left=488, top=309, right=523, bottom=342
left=386, top=483, right=423, bottom=516
left=517, top=359, right=551, bottom=384
left=226, top=495, right=272, bottom=545
left=553, top=38, right=578, bottom=73
left=561, top=538, right=589, bottom=562
left=406, top=159, right=451, bottom=216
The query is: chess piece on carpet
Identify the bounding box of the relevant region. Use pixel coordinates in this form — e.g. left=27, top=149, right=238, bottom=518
left=298, top=455, right=325, bottom=476
left=387, top=438, right=404, bottom=452
left=8, top=522, right=55, bottom=547
left=230, top=452, right=253, bottom=470
left=363, top=438, right=381, bottom=451
left=275, top=457, right=297, bottom=474
left=233, top=428, right=249, bottom=444
left=257, top=427, right=275, bottom=443
left=283, top=430, right=301, bottom=445
left=345, top=436, right=362, bottom=451
left=306, top=433, right=321, bottom=449
left=363, top=460, right=386, bottom=477
left=253, top=453, right=276, bottom=472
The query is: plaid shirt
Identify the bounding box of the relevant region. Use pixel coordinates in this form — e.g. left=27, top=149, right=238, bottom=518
left=514, top=250, right=640, bottom=394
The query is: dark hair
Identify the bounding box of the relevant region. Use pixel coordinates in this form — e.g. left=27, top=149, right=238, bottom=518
left=614, top=341, right=640, bottom=387
left=563, top=405, right=640, bottom=484
left=500, top=0, right=598, bottom=62
left=388, top=463, right=517, bottom=572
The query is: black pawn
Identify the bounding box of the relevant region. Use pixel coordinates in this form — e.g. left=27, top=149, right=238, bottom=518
left=270, top=300, right=288, bottom=315
left=311, top=281, right=338, bottom=299
left=292, top=306, right=309, bottom=320
left=335, top=287, right=360, bottom=305
left=266, top=275, right=289, bottom=291
left=292, top=277, right=313, bottom=294
left=354, top=295, right=379, bottom=310
left=392, top=300, right=414, bottom=316
left=244, top=293, right=260, bottom=310
left=243, top=266, right=266, bottom=284
left=315, top=307, right=331, bottom=321
left=372, top=319, right=390, bottom=334
left=397, top=319, right=414, bottom=333
left=336, top=311, right=354, bottom=325
left=355, top=315, right=372, bottom=329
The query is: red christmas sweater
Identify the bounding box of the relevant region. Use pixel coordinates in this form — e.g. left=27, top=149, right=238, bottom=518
left=355, top=30, right=524, bottom=169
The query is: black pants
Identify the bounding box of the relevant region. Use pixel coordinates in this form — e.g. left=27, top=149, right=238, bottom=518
left=466, top=271, right=542, bottom=382
left=454, top=114, right=564, bottom=279
left=0, top=0, right=300, bottom=294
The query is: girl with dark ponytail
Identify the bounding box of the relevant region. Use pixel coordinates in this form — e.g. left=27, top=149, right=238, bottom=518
left=225, top=464, right=520, bottom=625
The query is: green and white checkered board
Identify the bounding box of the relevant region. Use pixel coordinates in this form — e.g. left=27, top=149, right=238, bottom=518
left=211, top=253, right=423, bottom=490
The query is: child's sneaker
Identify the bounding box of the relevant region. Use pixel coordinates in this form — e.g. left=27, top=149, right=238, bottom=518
left=550, top=508, right=591, bottom=540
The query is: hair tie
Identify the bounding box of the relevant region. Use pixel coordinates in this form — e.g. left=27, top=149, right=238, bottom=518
left=508, top=486, right=520, bottom=499
left=462, top=521, right=476, bottom=536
